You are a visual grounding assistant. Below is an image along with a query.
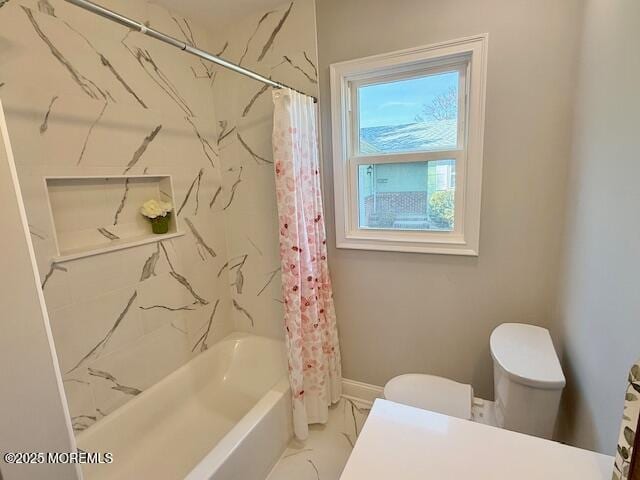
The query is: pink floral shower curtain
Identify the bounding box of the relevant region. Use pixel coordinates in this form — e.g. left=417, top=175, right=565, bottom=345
left=272, top=89, right=342, bottom=440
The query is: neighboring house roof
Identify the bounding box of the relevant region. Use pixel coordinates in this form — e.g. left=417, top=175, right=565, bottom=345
left=360, top=119, right=457, bottom=154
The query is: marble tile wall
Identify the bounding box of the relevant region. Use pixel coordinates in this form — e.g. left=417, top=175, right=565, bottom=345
left=0, top=0, right=234, bottom=432
left=210, top=0, right=320, bottom=339
left=0, top=0, right=320, bottom=435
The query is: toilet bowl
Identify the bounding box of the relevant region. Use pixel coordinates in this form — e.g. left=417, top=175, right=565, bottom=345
left=383, top=323, right=565, bottom=439
left=384, top=374, right=474, bottom=420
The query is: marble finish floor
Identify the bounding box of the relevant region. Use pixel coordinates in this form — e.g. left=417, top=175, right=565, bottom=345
left=266, top=395, right=497, bottom=480
left=266, top=397, right=371, bottom=480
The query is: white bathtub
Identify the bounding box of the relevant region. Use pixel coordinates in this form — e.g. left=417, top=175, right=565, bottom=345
left=77, top=332, right=292, bottom=480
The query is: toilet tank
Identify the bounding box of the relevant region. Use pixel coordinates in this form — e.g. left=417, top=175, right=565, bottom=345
left=490, top=323, right=565, bottom=439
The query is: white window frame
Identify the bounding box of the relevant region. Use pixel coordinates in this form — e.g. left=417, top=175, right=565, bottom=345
left=330, top=34, right=488, bottom=255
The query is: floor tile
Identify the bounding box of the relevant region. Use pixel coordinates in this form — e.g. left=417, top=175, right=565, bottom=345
left=266, top=397, right=371, bottom=480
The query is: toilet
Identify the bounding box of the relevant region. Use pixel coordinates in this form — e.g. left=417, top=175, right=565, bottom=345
left=384, top=373, right=475, bottom=420
left=384, top=323, right=566, bottom=439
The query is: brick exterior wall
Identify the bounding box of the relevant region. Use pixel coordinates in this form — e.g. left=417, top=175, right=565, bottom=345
left=364, top=191, right=428, bottom=226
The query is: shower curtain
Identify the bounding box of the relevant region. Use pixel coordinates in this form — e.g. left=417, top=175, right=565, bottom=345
left=272, top=89, right=342, bottom=440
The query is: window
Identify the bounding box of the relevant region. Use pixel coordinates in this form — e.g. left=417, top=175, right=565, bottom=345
left=330, top=35, right=488, bottom=255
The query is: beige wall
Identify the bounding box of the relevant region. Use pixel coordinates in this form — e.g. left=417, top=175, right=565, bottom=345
left=315, top=0, right=584, bottom=398
left=555, top=0, right=640, bottom=454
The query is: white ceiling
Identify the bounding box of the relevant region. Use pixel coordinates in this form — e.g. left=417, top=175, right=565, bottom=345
left=152, top=0, right=287, bottom=29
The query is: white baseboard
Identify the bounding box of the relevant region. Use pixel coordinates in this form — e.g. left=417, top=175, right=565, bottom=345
left=342, top=378, right=385, bottom=405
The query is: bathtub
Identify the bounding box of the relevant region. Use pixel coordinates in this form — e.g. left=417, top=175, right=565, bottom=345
left=77, top=332, right=292, bottom=480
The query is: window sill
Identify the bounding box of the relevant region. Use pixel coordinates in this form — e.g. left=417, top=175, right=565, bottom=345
left=336, top=236, right=479, bottom=256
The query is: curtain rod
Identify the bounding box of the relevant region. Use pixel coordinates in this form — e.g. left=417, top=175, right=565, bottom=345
left=63, top=0, right=318, bottom=103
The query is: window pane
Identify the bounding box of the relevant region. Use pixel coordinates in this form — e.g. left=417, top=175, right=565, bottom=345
left=358, top=71, right=459, bottom=154
left=357, top=160, right=455, bottom=231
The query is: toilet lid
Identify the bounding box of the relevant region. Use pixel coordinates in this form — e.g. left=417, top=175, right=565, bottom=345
left=384, top=374, right=473, bottom=420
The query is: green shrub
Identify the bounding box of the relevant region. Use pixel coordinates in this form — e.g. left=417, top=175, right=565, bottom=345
left=429, top=189, right=454, bottom=229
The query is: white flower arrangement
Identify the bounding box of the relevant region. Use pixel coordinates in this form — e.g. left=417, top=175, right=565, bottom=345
left=140, top=199, right=173, bottom=219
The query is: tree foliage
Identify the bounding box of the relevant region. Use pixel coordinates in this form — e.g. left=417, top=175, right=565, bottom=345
left=429, top=189, right=455, bottom=229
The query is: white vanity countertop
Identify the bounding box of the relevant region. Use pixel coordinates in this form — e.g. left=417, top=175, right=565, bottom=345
left=340, top=399, right=614, bottom=480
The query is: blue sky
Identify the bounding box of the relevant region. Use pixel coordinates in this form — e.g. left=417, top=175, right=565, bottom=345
left=358, top=71, right=458, bottom=128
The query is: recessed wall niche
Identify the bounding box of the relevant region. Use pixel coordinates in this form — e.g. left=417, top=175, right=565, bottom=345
left=45, top=175, right=183, bottom=262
